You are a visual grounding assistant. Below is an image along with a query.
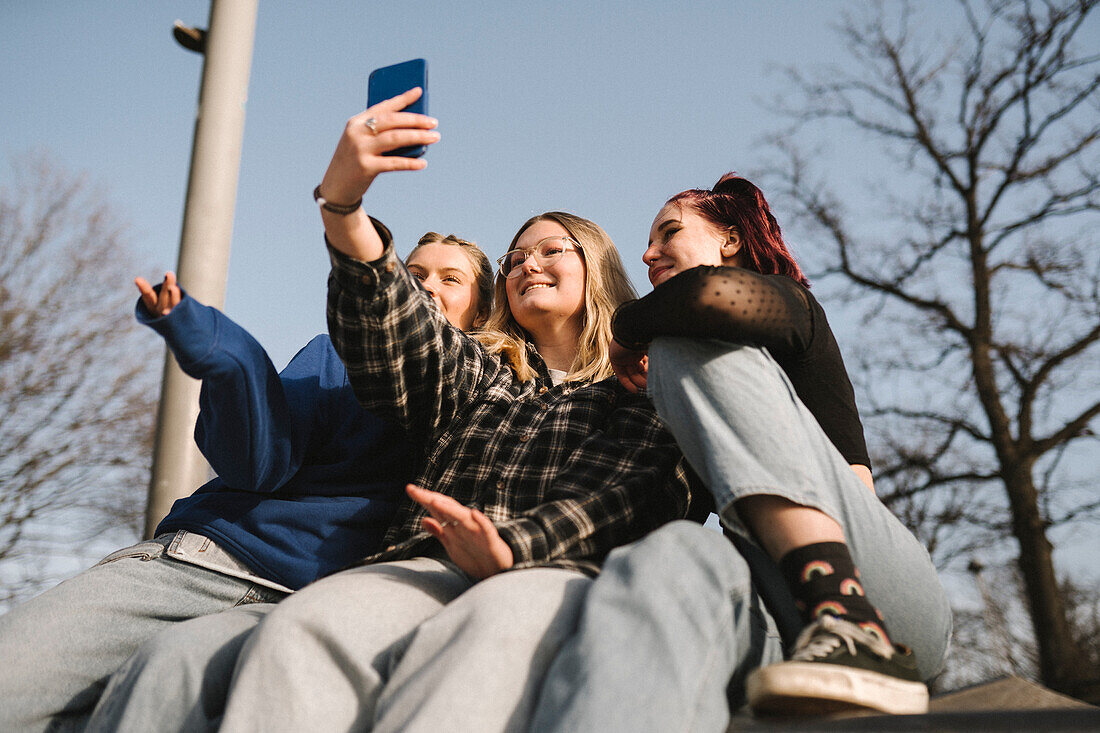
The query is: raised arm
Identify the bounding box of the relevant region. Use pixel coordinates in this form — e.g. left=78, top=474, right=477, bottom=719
left=315, top=88, right=439, bottom=263
left=136, top=276, right=313, bottom=492
left=318, top=92, right=497, bottom=443
left=326, top=238, right=499, bottom=446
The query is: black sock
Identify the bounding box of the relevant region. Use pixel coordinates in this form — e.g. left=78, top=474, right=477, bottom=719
left=779, top=541, right=892, bottom=646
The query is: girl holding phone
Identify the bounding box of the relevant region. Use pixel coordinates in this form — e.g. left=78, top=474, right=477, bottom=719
left=104, top=88, right=701, bottom=732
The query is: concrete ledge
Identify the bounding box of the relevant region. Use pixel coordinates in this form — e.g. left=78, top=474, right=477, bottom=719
left=728, top=676, right=1099, bottom=732
left=731, top=708, right=1100, bottom=731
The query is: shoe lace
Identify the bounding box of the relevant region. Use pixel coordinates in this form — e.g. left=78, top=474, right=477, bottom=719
left=789, top=615, right=895, bottom=662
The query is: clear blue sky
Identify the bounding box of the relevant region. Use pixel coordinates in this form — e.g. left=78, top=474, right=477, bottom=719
left=2, top=1, right=865, bottom=366
left=3, top=2, right=1097, bottom=593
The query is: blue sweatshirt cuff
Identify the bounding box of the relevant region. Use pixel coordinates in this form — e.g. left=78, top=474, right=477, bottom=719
left=135, top=288, right=221, bottom=373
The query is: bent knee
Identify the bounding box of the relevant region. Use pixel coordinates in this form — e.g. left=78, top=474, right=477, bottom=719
left=617, top=520, right=736, bottom=562
left=449, top=570, right=589, bottom=633
left=605, top=521, right=751, bottom=590
left=134, top=628, right=200, bottom=665
left=650, top=339, right=776, bottom=378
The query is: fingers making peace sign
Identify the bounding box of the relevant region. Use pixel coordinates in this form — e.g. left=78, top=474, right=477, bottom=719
left=135, top=271, right=182, bottom=317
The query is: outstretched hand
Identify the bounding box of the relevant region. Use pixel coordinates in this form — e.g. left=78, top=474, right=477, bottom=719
left=406, top=484, right=514, bottom=580
left=135, top=272, right=181, bottom=317
left=609, top=339, right=649, bottom=393
left=317, top=87, right=440, bottom=208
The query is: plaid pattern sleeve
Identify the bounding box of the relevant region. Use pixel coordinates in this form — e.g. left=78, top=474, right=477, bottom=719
left=325, top=218, right=502, bottom=446
left=494, top=385, right=696, bottom=571
left=360, top=376, right=701, bottom=577
left=325, top=218, right=702, bottom=576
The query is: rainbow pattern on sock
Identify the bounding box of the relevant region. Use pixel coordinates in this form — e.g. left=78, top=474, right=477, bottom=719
left=812, top=600, right=848, bottom=618
left=801, top=560, right=834, bottom=582
left=840, top=578, right=865, bottom=596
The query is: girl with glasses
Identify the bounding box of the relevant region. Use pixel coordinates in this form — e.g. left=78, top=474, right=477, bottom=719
left=365, top=175, right=949, bottom=732
left=192, top=88, right=703, bottom=732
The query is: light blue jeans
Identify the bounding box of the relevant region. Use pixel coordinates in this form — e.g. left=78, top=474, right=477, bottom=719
left=532, top=521, right=786, bottom=733
left=531, top=339, right=952, bottom=732
left=0, top=534, right=284, bottom=733
left=85, top=602, right=276, bottom=732
left=216, top=558, right=589, bottom=733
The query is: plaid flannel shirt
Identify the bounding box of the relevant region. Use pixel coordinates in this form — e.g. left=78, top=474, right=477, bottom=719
left=326, top=220, right=704, bottom=576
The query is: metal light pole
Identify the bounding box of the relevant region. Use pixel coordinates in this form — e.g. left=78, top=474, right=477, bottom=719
left=144, top=0, right=259, bottom=537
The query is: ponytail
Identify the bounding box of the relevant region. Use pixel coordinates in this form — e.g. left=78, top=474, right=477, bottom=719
left=669, top=173, right=809, bottom=287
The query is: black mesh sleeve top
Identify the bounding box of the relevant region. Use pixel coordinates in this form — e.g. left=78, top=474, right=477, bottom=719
left=611, top=266, right=870, bottom=468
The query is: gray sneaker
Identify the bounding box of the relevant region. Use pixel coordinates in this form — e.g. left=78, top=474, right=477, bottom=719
left=746, top=615, right=929, bottom=716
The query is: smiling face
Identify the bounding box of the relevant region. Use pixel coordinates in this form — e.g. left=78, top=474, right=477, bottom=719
left=504, top=219, right=587, bottom=335
left=406, top=242, right=484, bottom=331
left=643, top=202, right=741, bottom=287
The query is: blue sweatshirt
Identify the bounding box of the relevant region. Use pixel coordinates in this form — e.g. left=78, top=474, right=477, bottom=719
left=139, top=292, right=412, bottom=590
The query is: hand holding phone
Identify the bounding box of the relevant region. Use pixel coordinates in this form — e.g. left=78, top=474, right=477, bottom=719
left=316, top=85, right=438, bottom=262
left=367, top=58, right=429, bottom=157
left=315, top=60, right=434, bottom=262
left=320, top=86, right=437, bottom=206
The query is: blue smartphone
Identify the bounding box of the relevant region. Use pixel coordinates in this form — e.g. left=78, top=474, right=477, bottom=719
left=367, top=58, right=429, bottom=158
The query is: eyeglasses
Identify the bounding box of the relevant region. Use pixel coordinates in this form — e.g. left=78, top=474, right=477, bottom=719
left=496, top=236, right=583, bottom=279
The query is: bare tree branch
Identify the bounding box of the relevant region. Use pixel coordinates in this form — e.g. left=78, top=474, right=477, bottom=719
left=768, top=0, right=1100, bottom=696
left=0, top=155, right=157, bottom=608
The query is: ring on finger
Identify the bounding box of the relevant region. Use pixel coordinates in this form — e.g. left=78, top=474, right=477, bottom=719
left=439, top=519, right=459, bottom=528
left=363, top=117, right=379, bottom=135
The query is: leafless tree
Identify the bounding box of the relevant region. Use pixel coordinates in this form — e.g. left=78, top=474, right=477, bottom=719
left=935, top=561, right=1039, bottom=692
left=0, top=156, right=156, bottom=609
left=937, top=559, right=1100, bottom=700
left=765, top=0, right=1099, bottom=698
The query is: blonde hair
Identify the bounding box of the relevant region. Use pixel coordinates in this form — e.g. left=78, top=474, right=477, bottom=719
left=408, top=232, right=494, bottom=327
left=475, top=212, right=636, bottom=383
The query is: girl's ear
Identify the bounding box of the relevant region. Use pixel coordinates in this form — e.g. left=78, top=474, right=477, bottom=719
left=721, top=228, right=743, bottom=261
left=471, top=302, right=491, bottom=330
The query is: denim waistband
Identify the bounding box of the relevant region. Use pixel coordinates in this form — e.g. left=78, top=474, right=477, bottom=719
left=166, top=530, right=293, bottom=595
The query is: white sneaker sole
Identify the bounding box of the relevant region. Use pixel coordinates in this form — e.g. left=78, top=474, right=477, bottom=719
left=746, top=661, right=930, bottom=716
